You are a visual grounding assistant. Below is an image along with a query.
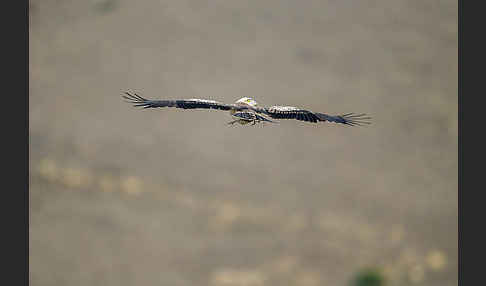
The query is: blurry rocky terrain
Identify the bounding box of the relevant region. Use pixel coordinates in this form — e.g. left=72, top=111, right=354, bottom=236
left=29, top=1, right=457, bottom=285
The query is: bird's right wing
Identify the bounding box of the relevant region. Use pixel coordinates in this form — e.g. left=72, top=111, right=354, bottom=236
left=122, top=92, right=242, bottom=111
left=252, top=105, right=371, bottom=126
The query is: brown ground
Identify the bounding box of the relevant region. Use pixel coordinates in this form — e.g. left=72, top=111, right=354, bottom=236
left=29, top=1, right=457, bottom=285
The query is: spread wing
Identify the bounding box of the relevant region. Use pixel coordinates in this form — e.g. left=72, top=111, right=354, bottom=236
left=122, top=91, right=242, bottom=111
left=257, top=105, right=371, bottom=126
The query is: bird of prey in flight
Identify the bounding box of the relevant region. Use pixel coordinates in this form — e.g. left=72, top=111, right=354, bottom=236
left=122, top=91, right=371, bottom=126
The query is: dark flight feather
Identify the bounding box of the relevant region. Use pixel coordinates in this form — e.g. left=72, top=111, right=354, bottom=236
left=123, top=92, right=240, bottom=111
left=256, top=106, right=370, bottom=126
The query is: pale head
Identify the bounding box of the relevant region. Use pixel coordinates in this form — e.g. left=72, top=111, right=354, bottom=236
left=235, top=97, right=258, bottom=107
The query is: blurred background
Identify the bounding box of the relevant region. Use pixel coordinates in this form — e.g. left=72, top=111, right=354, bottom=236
left=29, top=1, right=457, bottom=285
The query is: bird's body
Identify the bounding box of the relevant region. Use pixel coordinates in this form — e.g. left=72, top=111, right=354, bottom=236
left=227, top=97, right=276, bottom=125
left=122, top=92, right=371, bottom=127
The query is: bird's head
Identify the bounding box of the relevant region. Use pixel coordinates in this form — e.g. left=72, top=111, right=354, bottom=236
left=236, top=97, right=258, bottom=107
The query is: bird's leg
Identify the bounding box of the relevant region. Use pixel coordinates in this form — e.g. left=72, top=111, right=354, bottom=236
left=227, top=120, right=239, bottom=126
left=251, top=114, right=258, bottom=125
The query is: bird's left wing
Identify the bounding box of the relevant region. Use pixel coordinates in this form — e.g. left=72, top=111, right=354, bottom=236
left=253, top=105, right=371, bottom=126
left=122, top=92, right=242, bottom=111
